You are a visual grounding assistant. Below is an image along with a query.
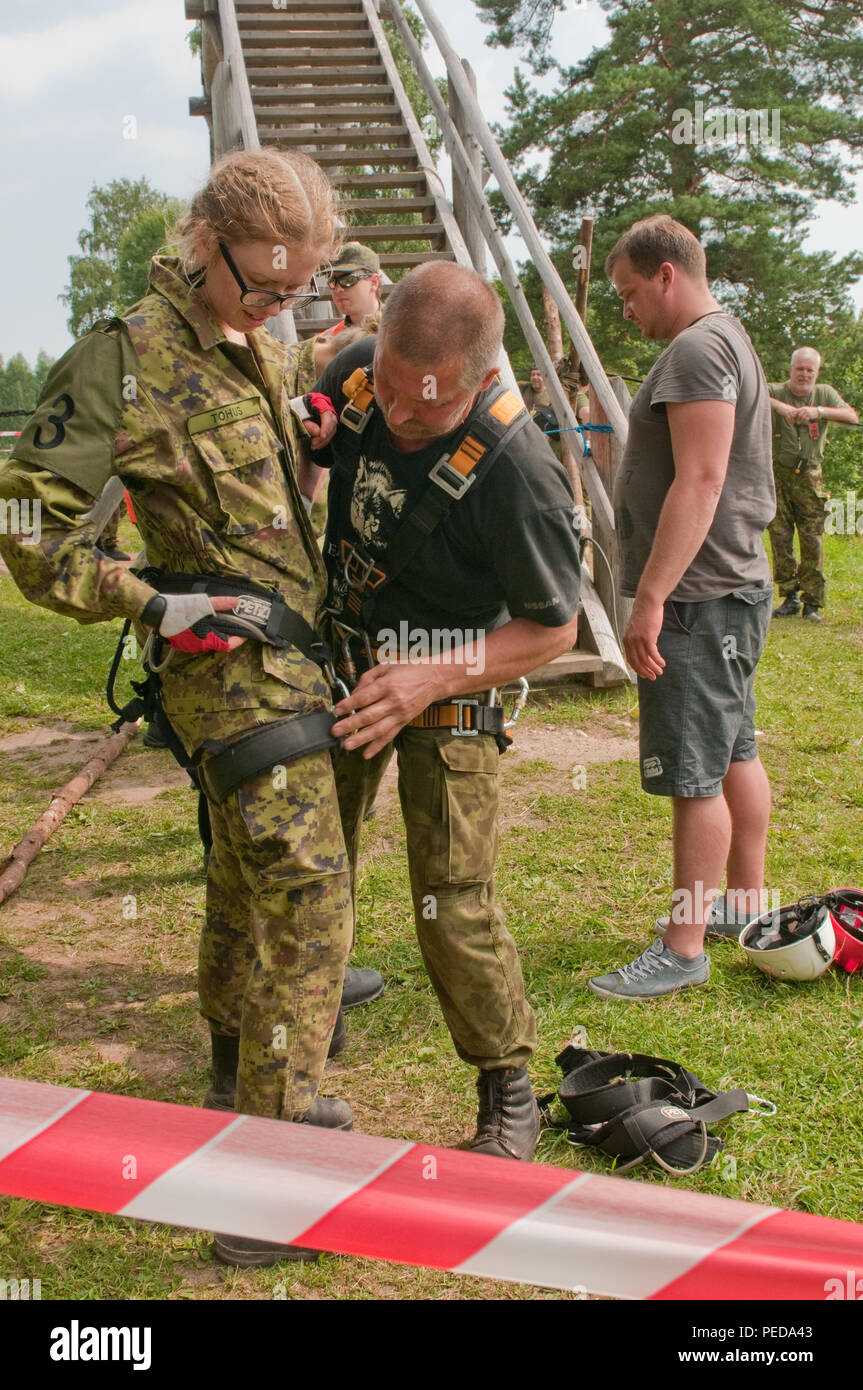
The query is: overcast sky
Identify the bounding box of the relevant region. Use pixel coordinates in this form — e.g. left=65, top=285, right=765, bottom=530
left=1, top=0, right=861, bottom=367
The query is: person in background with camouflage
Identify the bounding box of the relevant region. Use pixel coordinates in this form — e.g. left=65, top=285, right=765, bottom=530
left=301, top=263, right=582, bottom=1163
left=768, top=348, right=858, bottom=622
left=0, top=148, right=381, bottom=1269
left=321, top=241, right=382, bottom=340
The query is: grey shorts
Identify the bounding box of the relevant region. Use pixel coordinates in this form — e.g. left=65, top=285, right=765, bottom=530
left=638, top=586, right=772, bottom=797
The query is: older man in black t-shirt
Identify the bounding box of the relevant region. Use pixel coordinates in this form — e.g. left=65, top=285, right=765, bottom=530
left=298, top=263, right=581, bottom=1162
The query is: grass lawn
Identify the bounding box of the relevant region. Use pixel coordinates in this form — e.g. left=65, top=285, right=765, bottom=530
left=1, top=524, right=862, bottom=1300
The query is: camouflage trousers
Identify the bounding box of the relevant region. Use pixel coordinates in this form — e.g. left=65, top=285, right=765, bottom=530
left=333, top=727, right=537, bottom=1070
left=167, top=706, right=351, bottom=1122
left=768, top=463, right=829, bottom=607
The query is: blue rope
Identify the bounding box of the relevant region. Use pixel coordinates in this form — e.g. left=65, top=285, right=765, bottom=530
left=542, top=422, right=614, bottom=436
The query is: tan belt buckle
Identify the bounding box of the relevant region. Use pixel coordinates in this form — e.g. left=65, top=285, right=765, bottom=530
left=450, top=698, right=479, bottom=736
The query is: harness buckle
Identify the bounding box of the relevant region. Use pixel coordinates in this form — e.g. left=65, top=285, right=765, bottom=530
left=450, top=698, right=480, bottom=736
left=428, top=455, right=477, bottom=499
left=341, top=401, right=372, bottom=434
left=342, top=542, right=386, bottom=593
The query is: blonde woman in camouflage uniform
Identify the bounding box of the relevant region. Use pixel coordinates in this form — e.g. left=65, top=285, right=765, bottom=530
left=0, top=149, right=377, bottom=1267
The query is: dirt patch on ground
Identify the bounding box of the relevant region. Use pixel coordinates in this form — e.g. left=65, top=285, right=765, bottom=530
left=2, top=716, right=637, bottom=826
left=87, top=746, right=190, bottom=805
left=509, top=720, right=638, bottom=770
left=0, top=722, right=190, bottom=803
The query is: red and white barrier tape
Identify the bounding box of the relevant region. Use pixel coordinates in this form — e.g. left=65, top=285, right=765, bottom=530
left=0, top=431, right=21, bottom=437
left=1, top=1077, right=860, bottom=1299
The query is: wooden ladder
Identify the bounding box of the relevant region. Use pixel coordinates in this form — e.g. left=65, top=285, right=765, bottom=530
left=187, top=0, right=629, bottom=686
left=191, top=0, right=467, bottom=335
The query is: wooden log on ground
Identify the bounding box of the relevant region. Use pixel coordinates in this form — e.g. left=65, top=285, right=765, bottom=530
left=0, top=723, right=139, bottom=907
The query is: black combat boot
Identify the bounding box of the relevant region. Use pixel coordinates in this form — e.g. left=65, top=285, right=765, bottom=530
left=469, top=1067, right=540, bottom=1162
left=802, top=603, right=822, bottom=623
left=213, top=1095, right=353, bottom=1267
left=328, top=1007, right=347, bottom=1057
left=773, top=592, right=801, bottom=618
left=341, top=965, right=385, bottom=1010
left=203, top=1013, right=346, bottom=1112
left=202, top=1033, right=239, bottom=1112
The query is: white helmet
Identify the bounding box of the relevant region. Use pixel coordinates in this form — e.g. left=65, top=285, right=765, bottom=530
left=739, top=897, right=835, bottom=981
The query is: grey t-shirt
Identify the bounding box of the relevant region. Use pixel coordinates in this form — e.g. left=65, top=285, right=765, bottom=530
left=614, top=312, right=775, bottom=601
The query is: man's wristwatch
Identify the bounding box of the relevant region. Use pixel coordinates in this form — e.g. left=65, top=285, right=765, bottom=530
left=817, top=406, right=824, bottom=420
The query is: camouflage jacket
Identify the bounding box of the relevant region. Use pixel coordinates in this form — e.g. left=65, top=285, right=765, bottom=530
left=282, top=336, right=318, bottom=470
left=768, top=381, right=847, bottom=470
left=0, top=257, right=329, bottom=714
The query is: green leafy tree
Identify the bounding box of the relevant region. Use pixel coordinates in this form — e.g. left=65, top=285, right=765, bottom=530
left=33, top=350, right=54, bottom=396
left=478, top=0, right=863, bottom=375
left=0, top=354, right=39, bottom=414
left=61, top=179, right=179, bottom=337
left=115, top=201, right=185, bottom=310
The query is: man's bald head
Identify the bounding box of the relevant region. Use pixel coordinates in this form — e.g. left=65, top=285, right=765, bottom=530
left=378, top=262, right=504, bottom=388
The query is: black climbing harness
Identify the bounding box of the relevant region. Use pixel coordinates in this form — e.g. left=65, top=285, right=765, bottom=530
left=539, top=1044, right=772, bottom=1176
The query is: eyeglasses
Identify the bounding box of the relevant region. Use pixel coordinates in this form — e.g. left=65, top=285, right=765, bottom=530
left=328, top=271, right=374, bottom=290
left=219, top=242, right=319, bottom=310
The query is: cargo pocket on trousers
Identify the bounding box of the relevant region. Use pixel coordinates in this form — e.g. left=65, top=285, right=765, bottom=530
left=431, top=737, right=500, bottom=886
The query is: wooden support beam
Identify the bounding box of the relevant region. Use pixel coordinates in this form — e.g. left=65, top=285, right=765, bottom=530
left=449, top=61, right=486, bottom=275
left=216, top=0, right=260, bottom=152
left=576, top=568, right=632, bottom=688
left=410, top=0, right=629, bottom=446
left=588, top=375, right=634, bottom=652
left=383, top=0, right=613, bottom=530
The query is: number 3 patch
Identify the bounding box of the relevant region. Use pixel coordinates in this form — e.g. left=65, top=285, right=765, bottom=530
left=33, top=393, right=75, bottom=450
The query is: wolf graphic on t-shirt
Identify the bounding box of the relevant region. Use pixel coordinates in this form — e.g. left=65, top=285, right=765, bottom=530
left=349, top=454, right=408, bottom=553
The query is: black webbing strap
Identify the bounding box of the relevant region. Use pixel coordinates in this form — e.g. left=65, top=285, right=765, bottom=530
left=137, top=568, right=329, bottom=663
left=544, top=1045, right=750, bottom=1175
left=194, top=711, right=340, bottom=803
left=106, top=618, right=138, bottom=722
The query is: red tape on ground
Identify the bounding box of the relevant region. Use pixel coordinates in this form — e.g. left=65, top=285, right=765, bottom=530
left=0, top=1077, right=860, bottom=1300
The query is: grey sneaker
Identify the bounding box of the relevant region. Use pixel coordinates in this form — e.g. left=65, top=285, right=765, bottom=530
left=656, top=894, right=752, bottom=941
left=588, top=938, right=710, bottom=1000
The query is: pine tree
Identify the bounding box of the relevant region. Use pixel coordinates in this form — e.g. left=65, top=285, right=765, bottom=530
left=479, top=0, right=863, bottom=374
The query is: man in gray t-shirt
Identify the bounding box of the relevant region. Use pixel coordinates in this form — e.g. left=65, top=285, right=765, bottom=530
left=588, top=214, right=775, bottom=1002
left=617, top=314, right=775, bottom=599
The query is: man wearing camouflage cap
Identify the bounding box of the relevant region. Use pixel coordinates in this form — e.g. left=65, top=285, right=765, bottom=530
left=324, top=241, right=382, bottom=339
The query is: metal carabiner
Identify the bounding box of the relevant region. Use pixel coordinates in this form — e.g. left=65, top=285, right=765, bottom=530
left=503, top=677, right=530, bottom=730
left=744, top=1094, right=778, bottom=1118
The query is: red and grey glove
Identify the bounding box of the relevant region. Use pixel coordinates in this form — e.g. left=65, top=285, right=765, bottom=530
left=141, top=593, right=231, bottom=654
left=289, top=391, right=336, bottom=433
